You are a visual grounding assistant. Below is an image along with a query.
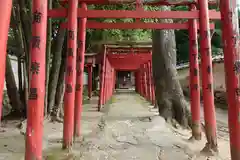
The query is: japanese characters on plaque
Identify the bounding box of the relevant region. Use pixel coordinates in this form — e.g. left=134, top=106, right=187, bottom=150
left=193, top=84, right=198, bottom=90
left=67, top=48, right=74, bottom=57
left=33, top=10, right=42, bottom=24
left=66, top=66, right=73, bottom=76
left=32, top=36, right=41, bottom=49
left=76, top=84, right=81, bottom=91
left=29, top=88, right=38, bottom=100
left=29, top=10, right=43, bottom=101
left=30, top=61, right=40, bottom=75
left=66, top=84, right=73, bottom=93
left=68, top=30, right=75, bottom=40
left=207, top=83, right=212, bottom=92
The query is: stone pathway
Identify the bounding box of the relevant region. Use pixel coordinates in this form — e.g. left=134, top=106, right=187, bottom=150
left=73, top=91, right=230, bottom=160
left=0, top=91, right=231, bottom=160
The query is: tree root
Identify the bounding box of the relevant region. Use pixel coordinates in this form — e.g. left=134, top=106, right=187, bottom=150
left=200, top=143, right=218, bottom=156
left=51, top=116, right=63, bottom=123
left=0, top=128, right=6, bottom=133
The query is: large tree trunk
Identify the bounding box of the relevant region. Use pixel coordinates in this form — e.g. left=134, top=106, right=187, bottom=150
left=51, top=37, right=67, bottom=121
left=11, top=3, right=29, bottom=111
left=5, top=56, right=24, bottom=115
left=45, top=0, right=53, bottom=116
left=152, top=6, right=190, bottom=127
left=47, top=28, right=66, bottom=115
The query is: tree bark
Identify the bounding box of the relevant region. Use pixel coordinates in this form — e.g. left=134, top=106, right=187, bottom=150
left=152, top=6, right=190, bottom=127
left=11, top=3, right=28, bottom=109
left=5, top=56, right=24, bottom=115
left=45, top=0, right=53, bottom=116
left=51, top=36, right=67, bottom=121
left=48, top=28, right=66, bottom=115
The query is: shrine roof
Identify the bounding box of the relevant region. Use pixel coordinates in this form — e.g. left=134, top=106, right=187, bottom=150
left=92, top=40, right=152, bottom=47
left=85, top=53, right=98, bottom=56
left=105, top=45, right=152, bottom=48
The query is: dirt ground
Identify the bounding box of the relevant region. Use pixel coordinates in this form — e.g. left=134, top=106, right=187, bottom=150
left=0, top=63, right=229, bottom=160
left=0, top=89, right=230, bottom=160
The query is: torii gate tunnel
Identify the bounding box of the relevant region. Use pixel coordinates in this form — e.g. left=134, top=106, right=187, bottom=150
left=0, top=0, right=240, bottom=159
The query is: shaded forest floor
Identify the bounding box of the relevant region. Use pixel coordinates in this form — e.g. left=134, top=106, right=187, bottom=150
left=0, top=90, right=230, bottom=160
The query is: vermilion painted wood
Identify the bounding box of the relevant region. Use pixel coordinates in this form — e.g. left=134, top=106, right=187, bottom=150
left=63, top=0, right=78, bottom=149
left=199, top=0, right=217, bottom=147
left=98, top=47, right=107, bottom=111
left=87, top=64, right=93, bottom=99
left=139, top=67, right=143, bottom=96
left=149, top=62, right=155, bottom=105
left=60, top=21, right=215, bottom=30
left=74, top=3, right=87, bottom=138
left=220, top=1, right=240, bottom=159
left=107, top=53, right=152, bottom=59
left=0, top=0, right=12, bottom=122
left=107, top=47, right=151, bottom=52
left=143, top=64, right=147, bottom=98
left=48, top=9, right=221, bottom=20
left=147, top=61, right=152, bottom=102
left=145, top=62, right=149, bottom=101
left=188, top=4, right=201, bottom=140
left=107, top=53, right=152, bottom=70
left=25, top=0, right=47, bottom=159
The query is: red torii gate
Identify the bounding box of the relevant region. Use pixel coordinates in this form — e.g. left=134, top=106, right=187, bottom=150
left=0, top=0, right=240, bottom=160
left=107, top=48, right=152, bottom=70
left=103, top=45, right=155, bottom=104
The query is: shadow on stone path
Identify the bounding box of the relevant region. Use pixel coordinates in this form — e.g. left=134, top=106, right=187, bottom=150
left=0, top=91, right=231, bottom=160
left=74, top=91, right=230, bottom=160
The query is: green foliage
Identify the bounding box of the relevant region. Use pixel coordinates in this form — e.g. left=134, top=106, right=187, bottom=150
left=85, top=4, right=151, bottom=52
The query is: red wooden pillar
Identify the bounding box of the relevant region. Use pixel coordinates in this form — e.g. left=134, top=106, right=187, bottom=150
left=138, top=71, right=140, bottom=94
left=149, top=61, right=153, bottom=103
left=140, top=67, right=143, bottom=96
left=110, top=68, right=114, bottom=96
left=106, top=60, right=109, bottom=102
left=104, top=59, right=108, bottom=103
left=98, top=47, right=106, bottom=110
left=102, top=60, right=106, bottom=104
left=74, top=2, right=87, bottom=137
left=109, top=65, right=112, bottom=98
left=87, top=64, right=93, bottom=100
left=145, top=63, right=149, bottom=100
left=198, top=0, right=217, bottom=149
left=188, top=4, right=201, bottom=140
left=63, top=0, right=78, bottom=148
left=111, top=68, right=114, bottom=96
left=137, top=71, right=140, bottom=94
left=147, top=61, right=152, bottom=102
left=135, top=72, right=138, bottom=93
left=150, top=62, right=155, bottom=105
left=106, top=61, right=108, bottom=102
left=110, top=68, right=112, bottom=96
left=220, top=1, right=240, bottom=159
left=142, top=64, right=145, bottom=97
left=0, top=0, right=12, bottom=121
left=113, top=70, right=116, bottom=92
left=139, top=68, right=142, bottom=96
left=25, top=0, right=47, bottom=159
left=108, top=62, right=110, bottom=100
left=143, top=64, right=147, bottom=98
